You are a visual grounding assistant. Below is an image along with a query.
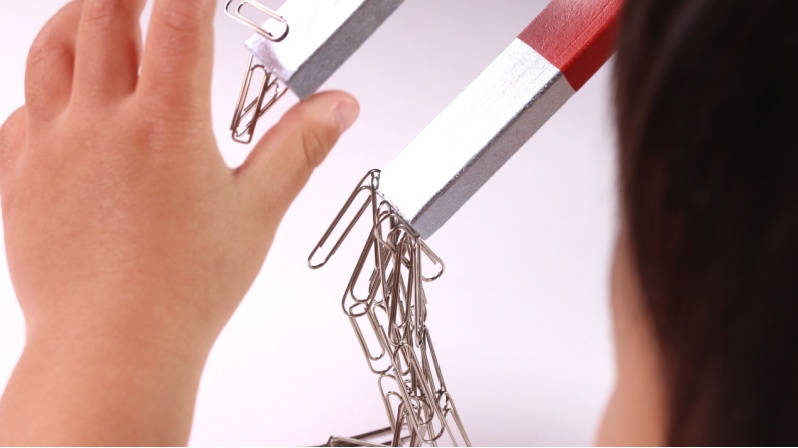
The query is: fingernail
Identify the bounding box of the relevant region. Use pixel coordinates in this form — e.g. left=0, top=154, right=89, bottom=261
left=335, top=98, right=360, bottom=132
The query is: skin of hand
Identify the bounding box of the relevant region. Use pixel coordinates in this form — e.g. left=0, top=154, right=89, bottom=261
left=0, top=0, right=358, bottom=444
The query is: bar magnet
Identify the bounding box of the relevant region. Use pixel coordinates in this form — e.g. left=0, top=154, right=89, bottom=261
left=377, top=0, right=623, bottom=239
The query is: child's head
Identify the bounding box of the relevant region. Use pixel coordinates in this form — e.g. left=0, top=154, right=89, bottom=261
left=602, top=0, right=798, bottom=444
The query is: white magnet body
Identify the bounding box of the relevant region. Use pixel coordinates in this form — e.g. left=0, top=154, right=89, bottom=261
left=245, top=0, right=403, bottom=99
left=378, top=40, right=575, bottom=239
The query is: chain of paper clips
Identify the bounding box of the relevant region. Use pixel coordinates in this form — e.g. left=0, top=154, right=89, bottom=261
left=309, top=170, right=471, bottom=447
left=224, top=0, right=290, bottom=144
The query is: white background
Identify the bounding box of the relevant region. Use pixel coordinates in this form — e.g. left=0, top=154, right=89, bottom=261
left=0, top=0, right=618, bottom=445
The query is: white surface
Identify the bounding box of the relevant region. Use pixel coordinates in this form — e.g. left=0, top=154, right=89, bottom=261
left=0, top=1, right=617, bottom=445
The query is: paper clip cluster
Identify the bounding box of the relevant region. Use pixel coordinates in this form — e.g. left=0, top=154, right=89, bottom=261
left=224, top=0, right=289, bottom=144
left=309, top=170, right=471, bottom=447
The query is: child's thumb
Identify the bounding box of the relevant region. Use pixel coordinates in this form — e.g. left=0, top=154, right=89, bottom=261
left=235, top=91, right=359, bottom=218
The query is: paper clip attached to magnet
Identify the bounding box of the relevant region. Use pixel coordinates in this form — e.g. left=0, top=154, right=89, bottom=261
left=229, top=54, right=287, bottom=144
left=224, top=0, right=289, bottom=42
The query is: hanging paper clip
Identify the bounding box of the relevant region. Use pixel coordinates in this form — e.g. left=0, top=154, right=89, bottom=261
left=230, top=54, right=288, bottom=144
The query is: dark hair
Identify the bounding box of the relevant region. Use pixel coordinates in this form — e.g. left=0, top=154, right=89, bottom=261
left=615, top=1, right=798, bottom=444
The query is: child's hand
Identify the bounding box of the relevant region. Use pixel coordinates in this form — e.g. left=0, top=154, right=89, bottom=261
left=0, top=0, right=358, bottom=444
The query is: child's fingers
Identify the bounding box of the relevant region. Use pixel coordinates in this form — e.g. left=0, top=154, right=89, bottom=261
left=72, top=0, right=146, bottom=103
left=24, top=1, right=81, bottom=122
left=235, top=91, right=360, bottom=222
left=138, top=0, right=216, bottom=115
left=0, top=107, right=27, bottom=192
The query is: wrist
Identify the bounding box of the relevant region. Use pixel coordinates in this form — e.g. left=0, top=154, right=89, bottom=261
left=27, top=294, right=215, bottom=365
left=21, top=275, right=223, bottom=362
left=1, top=296, right=212, bottom=445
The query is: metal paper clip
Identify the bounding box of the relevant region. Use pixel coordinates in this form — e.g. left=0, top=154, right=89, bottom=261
left=230, top=54, right=287, bottom=144
left=224, top=0, right=289, bottom=42
left=310, top=170, right=471, bottom=446
left=309, top=170, right=381, bottom=270
left=322, top=426, right=410, bottom=447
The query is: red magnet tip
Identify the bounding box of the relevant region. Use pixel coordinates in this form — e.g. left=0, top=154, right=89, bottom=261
left=519, top=0, right=623, bottom=91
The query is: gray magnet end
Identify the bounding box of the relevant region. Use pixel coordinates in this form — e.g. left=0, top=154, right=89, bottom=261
left=245, top=0, right=403, bottom=99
